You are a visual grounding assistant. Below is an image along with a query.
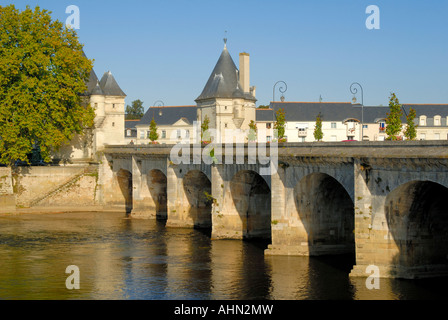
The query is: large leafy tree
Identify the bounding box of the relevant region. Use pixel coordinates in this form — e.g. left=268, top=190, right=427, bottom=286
left=125, top=99, right=144, bottom=120
left=385, top=93, right=403, bottom=140
left=0, top=5, right=94, bottom=165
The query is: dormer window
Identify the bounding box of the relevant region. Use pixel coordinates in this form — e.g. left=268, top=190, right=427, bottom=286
left=434, top=115, right=441, bottom=126
left=419, top=115, right=427, bottom=126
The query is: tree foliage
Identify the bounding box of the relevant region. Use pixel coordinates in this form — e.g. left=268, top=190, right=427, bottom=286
left=201, top=114, right=210, bottom=143
left=148, top=118, right=159, bottom=142
left=125, top=99, right=144, bottom=120
left=0, top=5, right=94, bottom=165
left=385, top=93, right=403, bottom=140
left=404, top=107, right=417, bottom=140
left=314, top=113, right=323, bottom=141
left=274, top=108, right=286, bottom=141
left=248, top=120, right=257, bottom=142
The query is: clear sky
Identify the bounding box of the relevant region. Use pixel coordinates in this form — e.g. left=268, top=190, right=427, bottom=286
left=7, top=0, right=448, bottom=111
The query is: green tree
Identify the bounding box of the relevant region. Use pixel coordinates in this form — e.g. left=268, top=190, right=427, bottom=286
left=148, top=118, right=159, bottom=143
left=385, top=93, right=403, bottom=140
left=257, top=105, right=270, bottom=109
left=0, top=5, right=94, bottom=165
left=274, top=108, right=286, bottom=141
left=125, top=99, right=144, bottom=120
left=201, top=115, right=210, bottom=143
left=248, top=120, right=257, bottom=142
left=314, top=113, right=324, bottom=141
left=404, top=107, right=418, bottom=140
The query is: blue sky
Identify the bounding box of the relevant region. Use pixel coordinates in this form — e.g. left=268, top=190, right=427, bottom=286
left=7, top=0, right=448, bottom=111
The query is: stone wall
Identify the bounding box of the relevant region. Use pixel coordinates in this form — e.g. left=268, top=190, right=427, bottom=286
left=0, top=167, right=16, bottom=213
left=12, top=165, right=99, bottom=209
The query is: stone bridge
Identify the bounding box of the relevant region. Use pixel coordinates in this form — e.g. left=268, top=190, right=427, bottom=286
left=99, top=141, right=448, bottom=279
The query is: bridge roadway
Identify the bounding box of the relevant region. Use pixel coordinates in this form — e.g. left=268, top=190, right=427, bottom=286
left=100, top=141, right=448, bottom=279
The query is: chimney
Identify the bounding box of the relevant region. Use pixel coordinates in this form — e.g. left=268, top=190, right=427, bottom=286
left=239, top=52, right=250, bottom=93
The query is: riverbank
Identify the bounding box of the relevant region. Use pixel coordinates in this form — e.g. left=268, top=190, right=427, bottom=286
left=0, top=206, right=122, bottom=216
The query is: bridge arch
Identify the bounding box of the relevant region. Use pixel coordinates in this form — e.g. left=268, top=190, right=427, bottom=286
left=182, top=169, right=213, bottom=229
left=117, top=168, right=133, bottom=214
left=294, top=172, right=355, bottom=255
left=229, top=169, right=271, bottom=240
left=385, top=180, right=448, bottom=278
left=147, top=169, right=167, bottom=220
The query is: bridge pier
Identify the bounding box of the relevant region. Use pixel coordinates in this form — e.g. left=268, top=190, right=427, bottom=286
left=349, top=158, right=448, bottom=279
left=211, top=164, right=271, bottom=240
left=165, top=163, right=212, bottom=229
left=266, top=158, right=355, bottom=257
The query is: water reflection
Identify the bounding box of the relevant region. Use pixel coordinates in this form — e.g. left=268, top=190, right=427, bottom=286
left=0, top=212, right=447, bottom=300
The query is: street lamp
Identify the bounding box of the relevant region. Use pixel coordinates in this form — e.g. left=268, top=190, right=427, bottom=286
left=350, top=82, right=364, bottom=141
left=272, top=81, right=288, bottom=136
left=153, top=100, right=165, bottom=116
left=273, top=81, right=287, bottom=103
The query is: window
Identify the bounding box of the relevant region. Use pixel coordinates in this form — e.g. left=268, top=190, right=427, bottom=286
left=363, top=124, right=368, bottom=129
left=224, top=123, right=228, bottom=128
left=267, top=136, right=271, bottom=142
left=419, top=116, right=426, bottom=126
left=112, top=122, right=115, bottom=127
left=140, top=130, right=145, bottom=139
left=266, top=123, right=272, bottom=129
left=127, top=129, right=131, bottom=137
left=186, top=130, right=190, bottom=138
left=331, top=123, right=337, bottom=129
left=112, top=104, right=115, bottom=109
left=379, top=122, right=386, bottom=132
left=434, top=116, right=441, bottom=126
left=162, top=130, right=166, bottom=139
left=177, top=130, right=181, bottom=139
left=299, top=137, right=305, bottom=142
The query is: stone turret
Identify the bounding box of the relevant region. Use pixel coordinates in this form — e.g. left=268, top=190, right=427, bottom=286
left=195, top=41, right=257, bottom=143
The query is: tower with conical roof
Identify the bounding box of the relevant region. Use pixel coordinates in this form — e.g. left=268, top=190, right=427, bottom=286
left=195, top=39, right=257, bottom=143
left=92, top=70, right=126, bottom=154
left=53, top=63, right=126, bottom=162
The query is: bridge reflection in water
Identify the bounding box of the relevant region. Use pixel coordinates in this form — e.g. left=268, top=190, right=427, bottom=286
left=0, top=211, right=448, bottom=300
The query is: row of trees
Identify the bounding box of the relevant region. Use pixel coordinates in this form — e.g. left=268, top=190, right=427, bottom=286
left=312, top=93, right=417, bottom=142
left=144, top=92, right=417, bottom=144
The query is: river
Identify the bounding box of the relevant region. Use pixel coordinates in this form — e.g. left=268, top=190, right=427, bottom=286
left=0, top=211, right=447, bottom=300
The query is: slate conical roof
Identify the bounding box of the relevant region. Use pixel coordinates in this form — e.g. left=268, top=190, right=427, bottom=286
left=99, top=71, right=126, bottom=97
left=90, top=80, right=104, bottom=96
left=195, top=46, right=256, bottom=102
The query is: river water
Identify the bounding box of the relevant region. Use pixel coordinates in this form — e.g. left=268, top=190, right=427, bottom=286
left=0, top=211, right=447, bottom=300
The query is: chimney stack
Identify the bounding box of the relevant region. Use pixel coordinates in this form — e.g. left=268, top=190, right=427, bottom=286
left=239, top=52, right=250, bottom=93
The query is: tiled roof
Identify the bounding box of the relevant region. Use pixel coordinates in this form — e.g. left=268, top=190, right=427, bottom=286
left=137, top=106, right=197, bottom=126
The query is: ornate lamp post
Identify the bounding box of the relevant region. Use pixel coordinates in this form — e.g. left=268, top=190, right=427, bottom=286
left=273, top=81, right=287, bottom=103
left=272, top=81, right=288, bottom=136
left=350, top=82, right=364, bottom=141
left=152, top=100, right=165, bottom=116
